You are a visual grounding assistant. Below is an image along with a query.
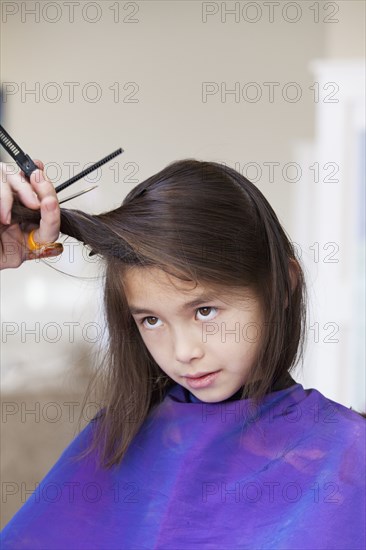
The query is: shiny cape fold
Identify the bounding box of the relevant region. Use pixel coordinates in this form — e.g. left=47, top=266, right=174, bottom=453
left=1, top=382, right=365, bottom=549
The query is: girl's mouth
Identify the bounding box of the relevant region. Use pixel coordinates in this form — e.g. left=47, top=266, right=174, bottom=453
left=185, top=370, right=221, bottom=389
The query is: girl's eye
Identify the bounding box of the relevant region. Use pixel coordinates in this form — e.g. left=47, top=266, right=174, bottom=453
left=196, top=306, right=218, bottom=321
left=140, top=306, right=218, bottom=330
left=140, top=316, right=162, bottom=329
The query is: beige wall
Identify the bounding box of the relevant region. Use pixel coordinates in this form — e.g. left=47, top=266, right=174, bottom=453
left=1, top=0, right=365, bottom=528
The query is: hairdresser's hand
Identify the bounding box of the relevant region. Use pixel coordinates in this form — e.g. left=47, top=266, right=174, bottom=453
left=0, top=161, right=62, bottom=269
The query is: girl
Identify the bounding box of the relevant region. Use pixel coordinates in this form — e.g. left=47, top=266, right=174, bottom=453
left=0, top=159, right=365, bottom=549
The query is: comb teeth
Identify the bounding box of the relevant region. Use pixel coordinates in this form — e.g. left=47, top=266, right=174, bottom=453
left=86, top=148, right=123, bottom=171
left=0, top=128, right=20, bottom=156
left=55, top=148, right=124, bottom=193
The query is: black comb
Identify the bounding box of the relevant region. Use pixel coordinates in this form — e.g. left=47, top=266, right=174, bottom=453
left=0, top=124, right=124, bottom=196
left=0, top=124, right=38, bottom=177
left=54, top=148, right=123, bottom=193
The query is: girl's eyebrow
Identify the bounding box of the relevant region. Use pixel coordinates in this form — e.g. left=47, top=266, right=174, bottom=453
left=128, top=292, right=217, bottom=315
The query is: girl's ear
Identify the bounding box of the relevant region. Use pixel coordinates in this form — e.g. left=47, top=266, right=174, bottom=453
left=284, top=259, right=299, bottom=309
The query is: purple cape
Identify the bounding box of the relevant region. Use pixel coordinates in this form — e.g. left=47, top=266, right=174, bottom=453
left=1, top=381, right=365, bottom=549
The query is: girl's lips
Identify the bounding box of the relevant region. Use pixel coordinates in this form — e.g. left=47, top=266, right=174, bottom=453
left=184, top=370, right=221, bottom=389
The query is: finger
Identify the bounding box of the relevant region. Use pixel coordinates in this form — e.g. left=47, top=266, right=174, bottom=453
left=0, top=177, right=13, bottom=225
left=29, top=168, right=57, bottom=202
left=33, top=159, right=45, bottom=171
left=32, top=196, right=61, bottom=245
left=28, top=168, right=60, bottom=244
left=0, top=164, right=41, bottom=224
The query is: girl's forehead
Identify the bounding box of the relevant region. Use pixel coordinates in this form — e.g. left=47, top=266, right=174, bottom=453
left=121, top=266, right=259, bottom=306
left=123, top=266, right=198, bottom=291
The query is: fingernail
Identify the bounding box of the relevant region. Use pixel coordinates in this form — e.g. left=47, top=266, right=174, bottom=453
left=42, top=243, right=63, bottom=257
left=32, top=170, right=43, bottom=184
left=30, top=243, right=63, bottom=260
left=6, top=212, right=11, bottom=225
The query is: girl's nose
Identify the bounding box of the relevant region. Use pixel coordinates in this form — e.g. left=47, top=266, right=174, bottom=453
left=173, top=327, right=204, bottom=364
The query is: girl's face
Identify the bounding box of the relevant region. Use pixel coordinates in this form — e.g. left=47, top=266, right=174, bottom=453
left=124, top=267, right=264, bottom=403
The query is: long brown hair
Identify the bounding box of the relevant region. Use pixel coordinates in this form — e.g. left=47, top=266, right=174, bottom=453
left=11, top=159, right=309, bottom=467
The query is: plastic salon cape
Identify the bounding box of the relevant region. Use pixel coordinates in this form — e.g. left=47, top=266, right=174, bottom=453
left=1, top=377, right=365, bottom=550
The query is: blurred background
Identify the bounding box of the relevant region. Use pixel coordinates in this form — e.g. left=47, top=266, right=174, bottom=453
left=1, top=0, right=365, bottom=528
